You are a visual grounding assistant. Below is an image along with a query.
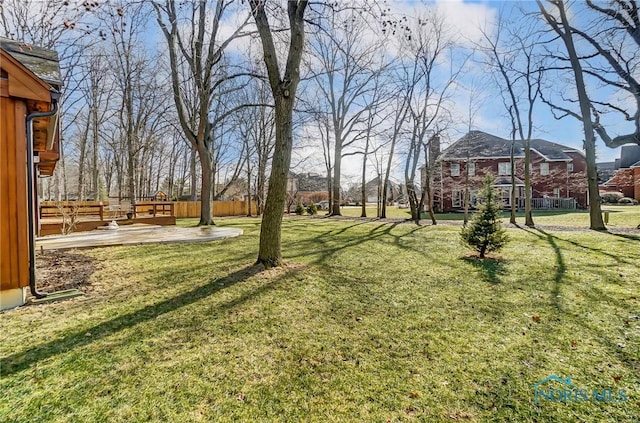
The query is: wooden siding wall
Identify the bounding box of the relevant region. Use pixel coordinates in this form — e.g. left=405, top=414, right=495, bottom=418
left=0, top=97, right=30, bottom=291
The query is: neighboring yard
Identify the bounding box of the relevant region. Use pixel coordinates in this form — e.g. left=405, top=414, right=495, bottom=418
left=1, top=215, right=639, bottom=422
left=339, top=204, right=640, bottom=228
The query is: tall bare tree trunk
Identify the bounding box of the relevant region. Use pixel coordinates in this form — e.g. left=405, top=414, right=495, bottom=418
left=524, top=141, right=534, bottom=226
left=259, top=97, right=295, bottom=266
left=190, top=148, right=198, bottom=201
left=251, top=0, right=308, bottom=267
left=331, top=142, right=342, bottom=216
left=360, top=151, right=367, bottom=218
left=198, top=143, right=214, bottom=225
left=538, top=0, right=605, bottom=230
left=509, top=139, right=517, bottom=224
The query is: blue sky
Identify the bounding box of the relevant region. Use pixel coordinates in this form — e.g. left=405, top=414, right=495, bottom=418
left=434, top=0, right=629, bottom=164
left=141, top=0, right=630, bottom=181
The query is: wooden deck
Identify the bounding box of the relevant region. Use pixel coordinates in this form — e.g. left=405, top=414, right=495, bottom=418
left=39, top=215, right=177, bottom=237
left=38, top=201, right=176, bottom=236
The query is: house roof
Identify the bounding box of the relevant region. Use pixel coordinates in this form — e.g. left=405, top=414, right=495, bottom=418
left=0, top=37, right=62, bottom=87
left=440, top=131, right=581, bottom=162
left=620, top=145, right=640, bottom=168
left=365, top=176, right=401, bottom=190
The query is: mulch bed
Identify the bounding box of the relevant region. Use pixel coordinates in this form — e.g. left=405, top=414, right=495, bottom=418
left=34, top=250, right=96, bottom=293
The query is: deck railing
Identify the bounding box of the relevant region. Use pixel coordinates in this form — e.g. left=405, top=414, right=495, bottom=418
left=515, top=197, right=577, bottom=210
left=39, top=200, right=255, bottom=220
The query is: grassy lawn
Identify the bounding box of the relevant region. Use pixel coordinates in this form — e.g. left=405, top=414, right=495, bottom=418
left=1, top=217, right=639, bottom=422
left=338, top=204, right=640, bottom=229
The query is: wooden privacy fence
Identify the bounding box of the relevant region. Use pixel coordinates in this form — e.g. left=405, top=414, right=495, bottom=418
left=40, top=200, right=256, bottom=219
left=173, top=201, right=256, bottom=218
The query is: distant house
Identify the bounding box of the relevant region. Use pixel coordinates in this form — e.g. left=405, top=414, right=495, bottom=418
left=362, top=176, right=404, bottom=204
left=429, top=131, right=588, bottom=212
left=287, top=172, right=329, bottom=204
left=1, top=38, right=62, bottom=310
left=599, top=145, right=640, bottom=201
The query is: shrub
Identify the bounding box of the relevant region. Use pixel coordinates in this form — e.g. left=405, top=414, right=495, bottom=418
left=294, top=202, right=305, bottom=215
left=461, top=175, right=508, bottom=258
left=307, top=203, right=318, bottom=215
left=618, top=197, right=638, bottom=205
left=600, top=192, right=623, bottom=204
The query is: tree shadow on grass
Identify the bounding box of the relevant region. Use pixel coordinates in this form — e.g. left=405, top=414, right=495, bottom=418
left=516, top=226, right=566, bottom=311
left=519, top=225, right=637, bottom=266
left=286, top=220, right=433, bottom=267
left=460, top=255, right=507, bottom=284
left=1, top=263, right=297, bottom=377
left=516, top=226, right=639, bottom=372
left=607, top=231, right=640, bottom=242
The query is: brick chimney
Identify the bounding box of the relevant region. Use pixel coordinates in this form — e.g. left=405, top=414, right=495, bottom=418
left=428, top=134, right=440, bottom=166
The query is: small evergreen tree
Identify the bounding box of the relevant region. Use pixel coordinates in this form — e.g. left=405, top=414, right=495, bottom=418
left=307, top=203, right=318, bottom=215
left=294, top=202, right=305, bottom=215
left=461, top=174, right=508, bottom=258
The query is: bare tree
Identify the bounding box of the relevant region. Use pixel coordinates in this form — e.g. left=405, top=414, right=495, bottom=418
left=358, top=76, right=389, bottom=218
left=73, top=50, right=115, bottom=200
left=306, top=8, right=388, bottom=216
left=381, top=79, right=412, bottom=219
left=581, top=0, right=640, bottom=147
left=479, top=15, right=543, bottom=227
left=537, top=0, right=606, bottom=230
left=249, top=0, right=308, bottom=267
left=236, top=80, right=275, bottom=215
left=154, top=0, right=253, bottom=225
left=401, top=10, right=458, bottom=224
left=106, top=2, right=167, bottom=212
left=1, top=0, right=100, bottom=201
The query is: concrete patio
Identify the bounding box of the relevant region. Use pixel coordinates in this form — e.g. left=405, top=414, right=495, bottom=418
left=36, top=223, right=243, bottom=250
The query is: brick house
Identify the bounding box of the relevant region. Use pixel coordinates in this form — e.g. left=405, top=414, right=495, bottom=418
left=598, top=145, right=640, bottom=201
left=287, top=172, right=329, bottom=205
left=429, top=131, right=588, bottom=212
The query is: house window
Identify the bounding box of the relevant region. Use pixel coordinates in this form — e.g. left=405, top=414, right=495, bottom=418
left=553, top=188, right=561, bottom=198
left=469, top=190, right=477, bottom=207
left=567, top=162, right=573, bottom=172
left=500, top=187, right=511, bottom=207
left=452, top=190, right=462, bottom=208
left=498, top=162, right=511, bottom=175
left=467, top=162, right=475, bottom=177
left=450, top=163, right=460, bottom=177
left=540, top=162, right=550, bottom=176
